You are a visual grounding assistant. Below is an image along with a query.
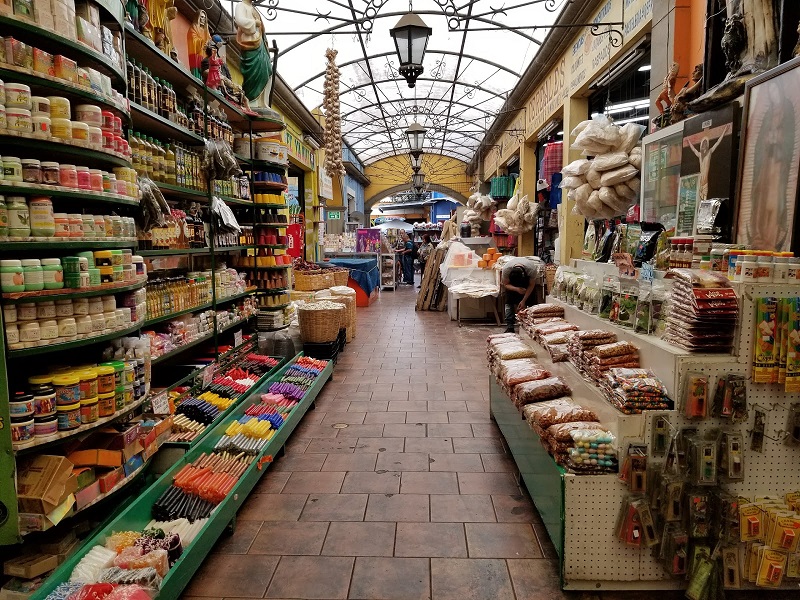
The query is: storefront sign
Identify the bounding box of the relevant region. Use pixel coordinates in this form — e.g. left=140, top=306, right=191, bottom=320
left=284, top=129, right=316, bottom=170
left=526, top=55, right=568, bottom=137
left=318, top=166, right=333, bottom=200
left=327, top=210, right=341, bottom=220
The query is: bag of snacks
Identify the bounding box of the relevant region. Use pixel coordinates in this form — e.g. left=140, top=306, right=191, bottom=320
left=546, top=421, right=606, bottom=442
left=514, top=377, right=571, bottom=406
left=493, top=342, right=536, bottom=360
left=524, top=398, right=599, bottom=429
left=503, top=363, right=551, bottom=387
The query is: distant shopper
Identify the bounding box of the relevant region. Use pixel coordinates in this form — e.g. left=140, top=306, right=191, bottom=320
left=399, top=232, right=415, bottom=285
left=417, top=234, right=434, bottom=287
left=501, top=257, right=542, bottom=332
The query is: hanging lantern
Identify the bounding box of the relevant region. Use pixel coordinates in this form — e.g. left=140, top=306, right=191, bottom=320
left=410, top=153, right=423, bottom=172
left=405, top=122, right=427, bottom=158
left=411, top=172, right=425, bottom=190
left=389, top=12, right=432, bottom=88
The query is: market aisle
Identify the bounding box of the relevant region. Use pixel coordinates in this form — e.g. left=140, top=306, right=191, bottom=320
left=181, top=285, right=677, bottom=600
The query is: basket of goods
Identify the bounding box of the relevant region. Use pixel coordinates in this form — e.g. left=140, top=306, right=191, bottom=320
left=330, top=267, right=350, bottom=286
left=293, top=258, right=333, bottom=291
left=329, top=286, right=357, bottom=341
left=298, top=301, right=346, bottom=343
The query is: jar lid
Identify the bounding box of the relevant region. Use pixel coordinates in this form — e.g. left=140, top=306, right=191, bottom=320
left=41, top=162, right=59, bottom=168
left=75, top=104, right=101, bottom=111
left=0, top=259, right=22, bottom=266
left=2, top=156, right=21, bottom=163
left=28, top=374, right=53, bottom=385
left=60, top=164, right=76, bottom=169
left=98, top=391, right=115, bottom=398
left=81, top=398, right=98, bottom=406
left=57, top=402, right=80, bottom=411
left=88, top=127, right=102, bottom=133
left=132, top=256, right=143, bottom=263
left=68, top=213, right=82, bottom=218
left=13, top=392, right=34, bottom=402
left=38, top=300, right=54, bottom=305
left=94, top=251, right=112, bottom=258
left=75, top=166, right=89, bottom=172
left=53, top=213, right=68, bottom=219
left=101, top=360, right=125, bottom=371
left=78, top=369, right=97, bottom=379
left=95, top=365, right=115, bottom=375
left=34, top=414, right=58, bottom=423
left=71, top=121, right=89, bottom=128
left=52, top=374, right=79, bottom=386
left=41, top=258, right=62, bottom=266
left=89, top=169, right=102, bottom=174
left=21, top=159, right=40, bottom=165
left=21, top=259, right=41, bottom=267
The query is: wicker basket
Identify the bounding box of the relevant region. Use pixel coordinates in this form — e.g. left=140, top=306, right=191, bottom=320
left=331, top=269, right=350, bottom=286
left=329, top=294, right=356, bottom=342
left=294, top=270, right=335, bottom=291
left=330, top=287, right=357, bottom=340
left=298, top=303, right=345, bottom=343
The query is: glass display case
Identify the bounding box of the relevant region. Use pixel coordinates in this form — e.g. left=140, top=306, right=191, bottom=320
left=640, top=121, right=685, bottom=233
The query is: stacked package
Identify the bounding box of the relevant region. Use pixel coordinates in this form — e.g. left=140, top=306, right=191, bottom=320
left=520, top=303, right=565, bottom=321
left=663, top=269, right=738, bottom=353
left=567, top=429, right=618, bottom=473
left=585, top=340, right=639, bottom=381
left=567, top=330, right=618, bottom=375
left=512, top=376, right=571, bottom=408
left=486, top=333, right=536, bottom=375
left=522, top=315, right=579, bottom=363
left=494, top=358, right=551, bottom=398
left=599, top=368, right=672, bottom=414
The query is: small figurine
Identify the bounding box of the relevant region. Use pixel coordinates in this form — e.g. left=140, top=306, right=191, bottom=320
left=655, top=62, right=679, bottom=114
left=670, top=64, right=704, bottom=125
left=187, top=10, right=211, bottom=79
left=207, top=35, right=257, bottom=114
left=202, top=41, right=223, bottom=90
left=722, top=13, right=747, bottom=76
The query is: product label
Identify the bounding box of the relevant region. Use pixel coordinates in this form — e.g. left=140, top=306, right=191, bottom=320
left=753, top=297, right=778, bottom=383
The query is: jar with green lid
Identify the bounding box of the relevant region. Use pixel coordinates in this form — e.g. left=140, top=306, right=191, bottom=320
left=112, top=265, right=123, bottom=282
left=21, top=259, right=43, bottom=291
left=0, top=196, right=8, bottom=237
left=61, top=256, right=81, bottom=274
left=76, top=251, right=95, bottom=267
left=1, top=259, right=25, bottom=292
left=7, top=197, right=30, bottom=238
left=101, top=360, right=125, bottom=387
left=110, top=249, right=123, bottom=266
left=40, top=258, right=64, bottom=290
left=88, top=268, right=101, bottom=286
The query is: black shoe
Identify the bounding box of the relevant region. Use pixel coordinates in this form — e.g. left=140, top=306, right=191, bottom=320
left=504, top=327, right=515, bottom=333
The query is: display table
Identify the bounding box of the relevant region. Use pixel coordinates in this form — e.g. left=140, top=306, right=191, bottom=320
left=327, top=257, right=380, bottom=307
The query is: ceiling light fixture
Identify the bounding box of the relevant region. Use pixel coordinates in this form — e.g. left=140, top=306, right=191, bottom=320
left=410, top=153, right=423, bottom=173
left=406, top=122, right=427, bottom=158
left=389, top=12, right=432, bottom=88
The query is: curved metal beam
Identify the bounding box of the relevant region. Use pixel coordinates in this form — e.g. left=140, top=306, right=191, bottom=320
left=366, top=183, right=470, bottom=209
left=338, top=76, right=509, bottom=102
left=292, top=49, right=521, bottom=91
left=344, top=125, right=483, bottom=147
left=361, top=146, right=474, bottom=165
left=340, top=97, right=498, bottom=121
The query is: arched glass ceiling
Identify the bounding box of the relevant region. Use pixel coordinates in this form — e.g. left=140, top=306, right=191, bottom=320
left=254, top=0, right=567, bottom=164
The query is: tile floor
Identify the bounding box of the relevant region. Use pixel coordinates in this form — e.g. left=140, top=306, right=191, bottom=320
left=183, top=282, right=694, bottom=600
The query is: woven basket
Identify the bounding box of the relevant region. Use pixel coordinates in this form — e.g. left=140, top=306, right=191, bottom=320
left=332, top=269, right=350, bottom=286
left=329, top=294, right=356, bottom=342
left=330, top=287, right=357, bottom=340
left=298, top=303, right=345, bottom=343
left=294, top=270, right=335, bottom=291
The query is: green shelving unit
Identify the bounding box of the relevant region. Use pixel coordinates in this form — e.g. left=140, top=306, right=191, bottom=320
left=0, top=133, right=132, bottom=168
left=7, top=323, right=142, bottom=359
left=2, top=280, right=146, bottom=303
left=0, top=182, right=139, bottom=207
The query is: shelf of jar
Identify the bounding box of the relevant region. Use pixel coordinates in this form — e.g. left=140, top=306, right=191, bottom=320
left=150, top=314, right=253, bottom=365
left=136, top=246, right=252, bottom=257
left=129, top=102, right=205, bottom=145
left=155, top=182, right=207, bottom=201
left=0, top=182, right=139, bottom=206
left=2, top=278, right=147, bottom=303
left=7, top=320, right=143, bottom=359
left=0, top=15, right=127, bottom=88
left=1, top=131, right=132, bottom=169
left=0, top=239, right=137, bottom=251
left=219, top=196, right=254, bottom=206
left=142, top=289, right=255, bottom=328
left=0, top=65, right=129, bottom=121
left=235, top=155, right=287, bottom=171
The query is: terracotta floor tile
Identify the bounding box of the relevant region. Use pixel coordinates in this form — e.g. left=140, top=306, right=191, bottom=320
left=426, top=423, right=473, bottom=438
left=265, top=556, right=354, bottom=599
left=365, top=411, right=407, bottom=424
left=428, top=453, right=484, bottom=473
left=443, top=391, right=486, bottom=402
left=506, top=559, right=567, bottom=599
left=249, top=521, right=329, bottom=555
left=405, top=411, right=450, bottom=424
left=403, top=437, right=454, bottom=454
left=430, top=558, right=514, bottom=600
left=300, top=493, right=368, bottom=521
left=335, top=423, right=387, bottom=438
left=284, top=436, right=310, bottom=454
left=238, top=493, right=307, bottom=521
left=349, top=557, right=431, bottom=600
left=448, top=412, right=493, bottom=424
left=467, top=400, right=488, bottom=412
left=342, top=470, right=402, bottom=494
left=349, top=400, right=389, bottom=412
left=294, top=423, right=341, bottom=439
left=395, top=522, right=467, bottom=557
left=184, top=554, right=279, bottom=598
left=253, top=471, right=290, bottom=494
left=321, top=411, right=367, bottom=425
left=376, top=452, right=430, bottom=472
left=282, top=471, right=345, bottom=494
left=321, top=521, right=396, bottom=557
left=378, top=391, right=411, bottom=401
left=480, top=454, right=517, bottom=473
left=383, top=423, right=428, bottom=438
left=426, top=400, right=468, bottom=412
left=354, top=437, right=405, bottom=453
left=471, top=423, right=502, bottom=438
left=211, top=519, right=262, bottom=554
left=491, top=494, right=541, bottom=523
left=365, top=493, right=429, bottom=522
left=335, top=391, right=373, bottom=401
left=401, top=472, right=459, bottom=494
left=464, top=523, right=542, bottom=558
left=322, top=453, right=378, bottom=472
left=388, top=400, right=429, bottom=412
left=270, top=453, right=326, bottom=472
left=458, top=473, right=520, bottom=495
left=305, top=438, right=358, bottom=454
left=430, top=495, right=497, bottom=523
left=453, top=437, right=506, bottom=454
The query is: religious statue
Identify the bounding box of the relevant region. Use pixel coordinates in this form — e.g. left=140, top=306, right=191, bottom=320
left=235, top=0, right=274, bottom=110
left=670, top=64, right=704, bottom=124
left=187, top=10, right=211, bottom=79
left=202, top=35, right=256, bottom=114
left=655, top=62, right=679, bottom=114
left=793, top=20, right=800, bottom=58
left=149, top=0, right=177, bottom=57
left=202, top=41, right=223, bottom=90
left=722, top=13, right=747, bottom=74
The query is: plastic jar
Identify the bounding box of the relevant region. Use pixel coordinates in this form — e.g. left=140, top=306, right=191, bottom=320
left=94, top=215, right=106, bottom=237
left=50, top=117, right=72, bottom=140
left=96, top=365, right=116, bottom=394
left=88, top=268, right=100, bottom=286
left=68, top=213, right=83, bottom=237
left=757, top=253, right=774, bottom=282
left=2, top=157, right=23, bottom=182
left=82, top=214, right=95, bottom=237
left=0, top=196, right=8, bottom=238
left=88, top=127, right=102, bottom=149
left=21, top=159, right=41, bottom=183
left=76, top=166, right=90, bottom=190
left=9, top=393, right=35, bottom=417
left=94, top=250, right=112, bottom=266
left=73, top=298, right=89, bottom=315
left=5, top=83, right=31, bottom=109
left=122, top=385, right=133, bottom=406
left=47, top=96, right=70, bottom=119
left=0, top=104, right=5, bottom=130
left=103, top=311, right=117, bottom=330
left=29, top=197, right=55, bottom=237
left=99, top=266, right=113, bottom=283
left=41, top=162, right=60, bottom=185
left=110, top=249, right=123, bottom=267
left=80, top=397, right=98, bottom=424
left=33, top=389, right=56, bottom=417
left=97, top=391, right=115, bottom=416
left=53, top=374, right=81, bottom=405
left=58, top=317, right=77, bottom=339
left=101, top=110, right=114, bottom=132
left=102, top=130, right=114, bottom=150
left=3, top=306, right=16, bottom=326
left=114, top=386, right=125, bottom=411
left=77, top=369, right=98, bottom=400
left=102, top=361, right=125, bottom=387
left=132, top=256, right=145, bottom=278
left=111, top=266, right=123, bottom=282
left=773, top=254, right=791, bottom=283
left=21, top=259, right=44, bottom=291
left=36, top=300, right=56, bottom=319
left=77, top=257, right=89, bottom=273
left=6, top=108, right=32, bottom=133
left=11, top=417, right=35, bottom=443
left=101, top=295, right=116, bottom=312
left=123, top=362, right=135, bottom=386
left=88, top=297, right=103, bottom=314
left=103, top=215, right=113, bottom=237
left=116, top=308, right=128, bottom=326
left=17, top=303, right=37, bottom=321
left=19, top=321, right=41, bottom=344
left=111, top=217, right=123, bottom=239
left=741, top=258, right=759, bottom=283
left=89, top=169, right=103, bottom=192
left=31, top=115, right=51, bottom=137
left=788, top=258, right=800, bottom=282
left=55, top=299, right=74, bottom=317
left=60, top=257, right=80, bottom=275
left=39, top=319, right=58, bottom=341
left=75, top=314, right=92, bottom=336
left=5, top=323, right=19, bottom=346
left=57, top=403, right=81, bottom=430
left=28, top=374, right=52, bottom=392
left=59, top=164, right=78, bottom=188
left=34, top=414, right=58, bottom=438
left=75, top=104, right=102, bottom=126
left=30, top=96, right=49, bottom=116
left=122, top=264, right=134, bottom=282
left=90, top=312, right=105, bottom=332
left=0, top=259, right=25, bottom=292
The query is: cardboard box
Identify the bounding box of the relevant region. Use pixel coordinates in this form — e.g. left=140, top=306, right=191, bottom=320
left=16, top=456, right=75, bottom=515
left=97, top=467, right=123, bottom=493
left=72, top=467, right=95, bottom=491
left=105, top=423, right=140, bottom=449
left=53, top=54, right=77, bottom=83
left=74, top=480, right=101, bottom=510
left=39, top=529, right=76, bottom=555
left=4, top=554, right=59, bottom=579
left=32, top=48, right=54, bottom=77
left=74, top=0, right=99, bottom=27
left=0, top=0, right=13, bottom=16
left=122, top=453, right=144, bottom=478
left=67, top=449, right=121, bottom=468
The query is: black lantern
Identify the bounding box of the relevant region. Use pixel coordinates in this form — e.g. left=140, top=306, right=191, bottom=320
left=411, top=172, right=425, bottom=190
left=410, top=153, right=423, bottom=172
left=405, top=122, right=427, bottom=158
left=390, top=12, right=432, bottom=88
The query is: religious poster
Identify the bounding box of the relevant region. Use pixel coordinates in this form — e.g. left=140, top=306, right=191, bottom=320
left=356, top=229, right=381, bottom=253
left=677, top=174, right=700, bottom=236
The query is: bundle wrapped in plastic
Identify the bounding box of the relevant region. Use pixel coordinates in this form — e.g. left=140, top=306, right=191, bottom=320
left=523, top=397, right=599, bottom=431
left=567, top=429, right=618, bottom=473
left=513, top=376, right=571, bottom=407
left=493, top=193, right=537, bottom=234
left=99, top=566, right=162, bottom=588
left=502, top=362, right=551, bottom=387
left=70, top=546, right=118, bottom=583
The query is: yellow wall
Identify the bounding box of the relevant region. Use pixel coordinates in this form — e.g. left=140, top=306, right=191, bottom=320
left=364, top=153, right=472, bottom=206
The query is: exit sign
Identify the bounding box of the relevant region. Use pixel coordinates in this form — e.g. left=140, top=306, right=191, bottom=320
left=327, top=210, right=341, bottom=220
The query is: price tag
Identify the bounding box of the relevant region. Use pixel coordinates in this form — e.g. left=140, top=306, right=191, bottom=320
left=202, top=365, right=216, bottom=389
left=640, top=263, right=655, bottom=283
left=150, top=391, right=170, bottom=415
left=234, top=330, right=243, bottom=348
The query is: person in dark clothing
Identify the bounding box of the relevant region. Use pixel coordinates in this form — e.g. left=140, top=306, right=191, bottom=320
left=501, top=258, right=539, bottom=332
left=399, top=232, right=415, bottom=285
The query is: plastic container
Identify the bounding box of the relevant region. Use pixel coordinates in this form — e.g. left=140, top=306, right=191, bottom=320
left=53, top=374, right=81, bottom=405
left=11, top=417, right=35, bottom=443
left=102, top=295, right=116, bottom=312
left=122, top=385, right=134, bottom=406
left=88, top=127, right=103, bottom=149
left=75, top=104, right=102, bottom=126
left=98, top=391, right=115, bottom=416
left=88, top=297, right=103, bottom=315
left=82, top=214, right=95, bottom=238
left=3, top=304, right=17, bottom=323
left=78, top=369, right=98, bottom=399
left=89, top=169, right=103, bottom=192
left=73, top=298, right=89, bottom=315
left=33, top=390, right=56, bottom=416
left=31, top=115, right=51, bottom=137
left=76, top=314, right=93, bottom=336
left=741, top=258, right=759, bottom=283
left=103, top=311, right=117, bottom=330
left=21, top=159, right=41, bottom=183
left=88, top=268, right=101, bottom=286
left=0, top=259, right=25, bottom=292
left=756, top=253, right=774, bottom=282
left=3, top=158, right=23, bottom=184
left=42, top=162, right=60, bottom=185
left=76, top=167, right=90, bottom=190
left=7, top=196, right=30, bottom=237
left=96, top=365, right=116, bottom=394
left=21, top=259, right=44, bottom=291
left=39, top=319, right=58, bottom=341
left=51, top=117, right=72, bottom=140
left=40, top=259, right=64, bottom=290
left=71, top=121, right=89, bottom=142
left=6, top=108, right=32, bottom=133
left=99, top=265, right=113, bottom=283
left=114, top=386, right=125, bottom=411
left=47, top=96, right=70, bottom=119
left=90, top=312, right=104, bottom=332
left=9, top=393, right=35, bottom=417
left=36, top=300, right=56, bottom=319
left=34, top=414, right=58, bottom=438
left=80, top=397, right=99, bottom=424
left=94, top=215, right=106, bottom=237
left=29, top=197, right=55, bottom=237
left=61, top=256, right=81, bottom=275
left=19, top=321, right=41, bottom=344
left=57, top=403, right=81, bottom=431
left=102, top=360, right=125, bottom=387
left=30, top=96, right=50, bottom=116
left=17, top=303, right=37, bottom=321
left=59, top=164, right=78, bottom=188
left=58, top=317, right=77, bottom=339
left=5, top=83, right=31, bottom=109
left=123, top=362, right=135, bottom=386
left=94, top=250, right=113, bottom=266
left=68, top=213, right=83, bottom=237
left=55, top=299, right=74, bottom=317
left=5, top=323, right=18, bottom=346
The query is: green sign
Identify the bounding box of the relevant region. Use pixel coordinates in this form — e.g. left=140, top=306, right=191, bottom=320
left=327, top=210, right=341, bottom=220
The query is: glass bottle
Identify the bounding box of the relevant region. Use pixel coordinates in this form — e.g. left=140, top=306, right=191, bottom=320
left=164, top=143, right=176, bottom=185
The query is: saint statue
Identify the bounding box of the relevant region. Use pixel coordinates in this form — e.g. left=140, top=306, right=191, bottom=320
left=235, top=0, right=274, bottom=109
left=202, top=35, right=257, bottom=114
left=187, top=10, right=211, bottom=79
left=149, top=0, right=177, bottom=57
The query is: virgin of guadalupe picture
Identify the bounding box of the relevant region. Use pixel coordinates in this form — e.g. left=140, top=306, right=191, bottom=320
left=737, top=58, right=800, bottom=253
